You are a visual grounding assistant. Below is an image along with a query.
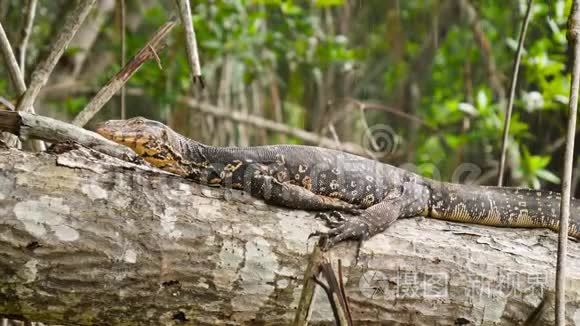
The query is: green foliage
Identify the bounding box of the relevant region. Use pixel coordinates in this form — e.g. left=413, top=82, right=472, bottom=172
left=62, top=97, right=88, bottom=116
left=411, top=0, right=573, bottom=188
left=514, top=147, right=560, bottom=189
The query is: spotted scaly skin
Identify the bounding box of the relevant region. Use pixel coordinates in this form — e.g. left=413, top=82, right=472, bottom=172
left=96, top=117, right=580, bottom=246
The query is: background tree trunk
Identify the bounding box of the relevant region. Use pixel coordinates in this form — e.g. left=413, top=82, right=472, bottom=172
left=0, top=145, right=580, bottom=325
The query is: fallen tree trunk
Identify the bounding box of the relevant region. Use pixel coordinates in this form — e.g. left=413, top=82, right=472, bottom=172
left=0, top=145, right=580, bottom=325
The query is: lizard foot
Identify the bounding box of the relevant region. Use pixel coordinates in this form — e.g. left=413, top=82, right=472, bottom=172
left=310, top=216, right=371, bottom=250
left=315, top=211, right=346, bottom=228
left=311, top=199, right=403, bottom=250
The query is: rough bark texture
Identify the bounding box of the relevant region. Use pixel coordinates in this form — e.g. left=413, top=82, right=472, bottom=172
left=1, top=146, right=580, bottom=325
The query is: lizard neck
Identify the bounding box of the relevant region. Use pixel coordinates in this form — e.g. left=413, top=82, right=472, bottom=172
left=176, top=134, right=211, bottom=163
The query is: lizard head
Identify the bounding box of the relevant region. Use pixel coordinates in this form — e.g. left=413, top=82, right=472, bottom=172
left=96, top=117, right=190, bottom=175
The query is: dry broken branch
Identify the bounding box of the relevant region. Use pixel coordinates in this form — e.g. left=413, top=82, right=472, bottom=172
left=0, top=110, right=140, bottom=162
left=174, top=0, right=204, bottom=88
left=72, top=16, right=178, bottom=127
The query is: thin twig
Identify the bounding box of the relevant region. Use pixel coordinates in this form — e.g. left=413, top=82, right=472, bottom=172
left=148, top=44, right=163, bottom=69
left=0, top=22, right=26, bottom=94
left=174, top=0, right=205, bottom=88
left=337, top=260, right=353, bottom=326
left=19, top=0, right=37, bottom=78
left=496, top=0, right=533, bottom=186
left=16, top=0, right=96, bottom=113
left=320, top=262, right=351, bottom=326
left=556, top=1, right=580, bottom=323
left=120, top=0, right=126, bottom=119
left=72, top=17, right=178, bottom=127
left=311, top=275, right=342, bottom=326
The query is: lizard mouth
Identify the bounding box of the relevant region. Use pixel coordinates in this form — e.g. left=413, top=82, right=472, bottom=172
left=95, top=121, right=145, bottom=152
left=95, top=123, right=114, bottom=140
left=96, top=119, right=145, bottom=144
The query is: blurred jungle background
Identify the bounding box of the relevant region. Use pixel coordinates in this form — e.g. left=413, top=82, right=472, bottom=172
left=1, top=0, right=578, bottom=194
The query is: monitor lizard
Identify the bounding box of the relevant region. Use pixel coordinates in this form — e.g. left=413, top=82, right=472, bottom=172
left=96, top=117, right=580, bottom=248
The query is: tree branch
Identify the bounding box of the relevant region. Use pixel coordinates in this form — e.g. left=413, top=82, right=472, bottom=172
left=0, top=22, right=26, bottom=94
left=174, top=0, right=204, bottom=88
left=556, top=1, right=580, bottom=323
left=0, top=110, right=140, bottom=162
left=497, top=0, right=533, bottom=187
left=72, top=16, right=178, bottom=127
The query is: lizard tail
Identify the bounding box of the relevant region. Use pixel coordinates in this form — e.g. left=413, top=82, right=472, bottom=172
left=427, top=182, right=580, bottom=239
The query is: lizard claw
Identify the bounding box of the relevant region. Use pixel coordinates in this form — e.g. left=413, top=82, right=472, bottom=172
left=315, top=211, right=346, bottom=228
left=311, top=216, right=371, bottom=250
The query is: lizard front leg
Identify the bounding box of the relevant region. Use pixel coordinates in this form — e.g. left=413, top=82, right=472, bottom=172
left=315, top=184, right=430, bottom=248
left=254, top=174, right=361, bottom=213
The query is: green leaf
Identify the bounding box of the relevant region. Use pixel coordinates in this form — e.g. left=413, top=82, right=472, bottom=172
left=281, top=2, right=302, bottom=15
left=536, top=169, right=561, bottom=184
left=314, top=0, right=344, bottom=7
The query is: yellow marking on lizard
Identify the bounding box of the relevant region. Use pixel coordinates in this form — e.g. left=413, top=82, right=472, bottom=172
left=302, top=176, right=312, bottom=191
